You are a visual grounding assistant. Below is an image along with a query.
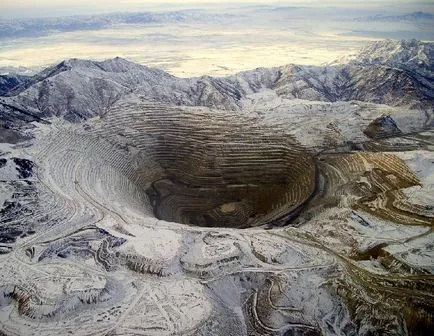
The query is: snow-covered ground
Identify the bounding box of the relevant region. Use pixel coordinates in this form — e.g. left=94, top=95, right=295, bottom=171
left=0, top=40, right=433, bottom=335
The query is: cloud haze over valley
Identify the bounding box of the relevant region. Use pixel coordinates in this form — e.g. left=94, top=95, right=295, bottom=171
left=0, top=1, right=433, bottom=76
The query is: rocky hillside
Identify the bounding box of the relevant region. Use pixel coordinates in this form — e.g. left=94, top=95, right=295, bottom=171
left=276, top=40, right=434, bottom=109
left=0, top=73, right=28, bottom=96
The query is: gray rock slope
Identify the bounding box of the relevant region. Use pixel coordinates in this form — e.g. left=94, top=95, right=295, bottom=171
left=0, top=74, right=29, bottom=96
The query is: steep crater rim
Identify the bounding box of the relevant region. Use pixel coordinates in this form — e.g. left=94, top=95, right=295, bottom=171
left=96, top=102, right=319, bottom=229
left=141, top=137, right=317, bottom=229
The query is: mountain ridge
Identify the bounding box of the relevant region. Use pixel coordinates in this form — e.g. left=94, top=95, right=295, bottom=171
left=0, top=39, right=433, bottom=127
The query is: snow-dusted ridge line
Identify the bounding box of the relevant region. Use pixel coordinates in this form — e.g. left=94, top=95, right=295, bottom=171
left=1, top=39, right=433, bottom=129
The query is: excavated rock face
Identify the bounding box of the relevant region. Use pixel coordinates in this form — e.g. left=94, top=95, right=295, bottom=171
left=138, top=109, right=316, bottom=228
left=82, top=100, right=317, bottom=229
left=363, top=115, right=402, bottom=139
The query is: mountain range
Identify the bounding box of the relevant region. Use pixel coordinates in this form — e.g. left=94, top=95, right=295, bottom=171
left=1, top=39, right=433, bottom=130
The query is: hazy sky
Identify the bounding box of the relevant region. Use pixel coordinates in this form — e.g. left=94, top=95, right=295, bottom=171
left=2, top=0, right=433, bottom=18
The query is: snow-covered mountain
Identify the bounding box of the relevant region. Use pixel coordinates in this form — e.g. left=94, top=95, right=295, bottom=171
left=1, top=40, right=432, bottom=129
left=0, top=57, right=278, bottom=124
left=0, top=74, right=29, bottom=96
left=350, top=39, right=433, bottom=70
left=276, top=39, right=434, bottom=109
